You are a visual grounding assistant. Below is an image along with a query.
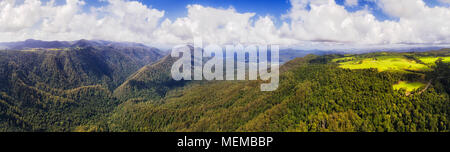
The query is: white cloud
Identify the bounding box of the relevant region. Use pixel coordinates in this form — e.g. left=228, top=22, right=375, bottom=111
left=280, top=0, right=450, bottom=47
left=154, top=5, right=256, bottom=45
left=282, top=0, right=391, bottom=44
left=152, top=5, right=291, bottom=46
left=438, top=0, right=450, bottom=4
left=1, top=0, right=450, bottom=50
left=0, top=0, right=47, bottom=32
left=0, top=0, right=165, bottom=44
left=376, top=0, right=450, bottom=44
left=345, top=0, right=358, bottom=6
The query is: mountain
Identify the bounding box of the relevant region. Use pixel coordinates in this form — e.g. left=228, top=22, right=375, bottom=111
left=113, top=55, right=183, bottom=101
left=0, top=40, right=448, bottom=132
left=113, top=46, right=203, bottom=102
left=0, top=39, right=165, bottom=89
left=92, top=50, right=450, bottom=132
left=0, top=39, right=165, bottom=131
left=0, top=39, right=71, bottom=50
left=279, top=49, right=336, bottom=63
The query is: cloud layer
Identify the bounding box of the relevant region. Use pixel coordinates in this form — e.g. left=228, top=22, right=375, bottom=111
left=1, top=0, right=450, bottom=49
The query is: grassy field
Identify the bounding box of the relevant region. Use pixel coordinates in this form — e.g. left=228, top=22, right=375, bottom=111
left=393, top=81, right=426, bottom=92
left=334, top=55, right=430, bottom=72
left=418, top=56, right=450, bottom=65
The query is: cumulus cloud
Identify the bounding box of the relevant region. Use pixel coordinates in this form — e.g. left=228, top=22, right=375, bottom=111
left=281, top=0, right=450, bottom=47
left=282, top=0, right=389, bottom=44
left=1, top=0, right=450, bottom=49
left=438, top=0, right=450, bottom=4
left=376, top=0, right=450, bottom=44
left=152, top=5, right=291, bottom=47
left=0, top=0, right=165, bottom=44
left=345, top=0, right=359, bottom=6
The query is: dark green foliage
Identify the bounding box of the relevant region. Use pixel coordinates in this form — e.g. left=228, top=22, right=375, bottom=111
left=0, top=44, right=164, bottom=131
left=96, top=51, right=449, bottom=132
left=113, top=55, right=186, bottom=101
left=0, top=45, right=163, bottom=90
left=0, top=47, right=448, bottom=132
left=431, top=60, right=450, bottom=94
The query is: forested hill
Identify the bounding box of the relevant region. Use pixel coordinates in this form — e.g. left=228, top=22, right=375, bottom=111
left=113, top=55, right=184, bottom=101
left=0, top=40, right=164, bottom=131
left=87, top=49, right=449, bottom=132
left=0, top=43, right=449, bottom=132
left=0, top=40, right=164, bottom=89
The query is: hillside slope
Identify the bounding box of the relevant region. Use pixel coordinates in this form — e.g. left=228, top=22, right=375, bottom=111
left=113, top=55, right=184, bottom=101
left=0, top=40, right=164, bottom=131
left=99, top=51, right=449, bottom=132
left=0, top=44, right=448, bottom=132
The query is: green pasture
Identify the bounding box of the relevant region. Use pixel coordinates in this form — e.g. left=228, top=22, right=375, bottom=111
left=393, top=81, right=426, bottom=92
left=334, top=55, right=430, bottom=72
left=417, top=56, right=450, bottom=66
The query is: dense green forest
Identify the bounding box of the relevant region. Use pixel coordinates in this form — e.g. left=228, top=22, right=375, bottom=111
left=0, top=41, right=164, bottom=131
left=0, top=41, right=449, bottom=132
left=88, top=52, right=450, bottom=132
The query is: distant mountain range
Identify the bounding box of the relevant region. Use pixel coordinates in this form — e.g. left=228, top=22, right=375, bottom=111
left=0, top=39, right=166, bottom=89
left=0, top=39, right=152, bottom=50
left=2, top=39, right=444, bottom=64
left=0, top=39, right=168, bottom=131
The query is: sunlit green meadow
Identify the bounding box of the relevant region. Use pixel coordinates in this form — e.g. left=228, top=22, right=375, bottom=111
left=334, top=55, right=430, bottom=72
left=418, top=56, right=450, bottom=66
left=393, top=81, right=426, bottom=92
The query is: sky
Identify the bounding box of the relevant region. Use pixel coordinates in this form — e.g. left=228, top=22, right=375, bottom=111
left=1, top=0, right=450, bottom=50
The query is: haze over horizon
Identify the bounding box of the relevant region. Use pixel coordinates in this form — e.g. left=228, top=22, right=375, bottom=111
left=1, top=0, right=450, bottom=50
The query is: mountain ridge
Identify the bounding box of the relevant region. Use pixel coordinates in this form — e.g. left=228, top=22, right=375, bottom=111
left=0, top=40, right=448, bottom=132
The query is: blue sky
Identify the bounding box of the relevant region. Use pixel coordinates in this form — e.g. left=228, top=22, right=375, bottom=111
left=86, top=0, right=292, bottom=21
left=75, top=0, right=448, bottom=23
left=36, top=0, right=450, bottom=28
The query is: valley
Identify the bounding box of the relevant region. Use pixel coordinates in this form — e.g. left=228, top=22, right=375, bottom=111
left=0, top=40, right=449, bottom=132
